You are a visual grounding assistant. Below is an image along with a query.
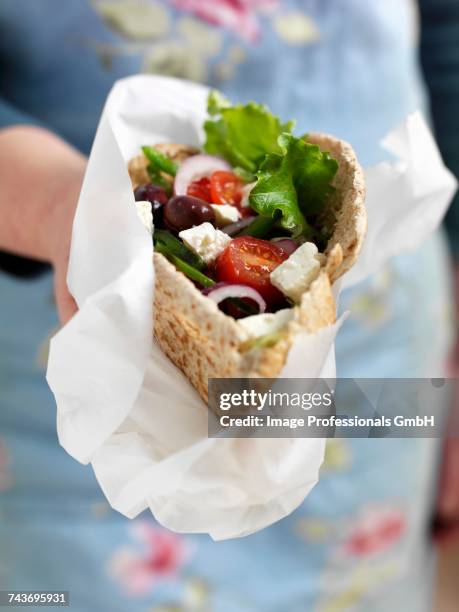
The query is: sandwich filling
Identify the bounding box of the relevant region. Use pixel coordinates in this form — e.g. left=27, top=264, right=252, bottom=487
left=131, top=91, right=340, bottom=334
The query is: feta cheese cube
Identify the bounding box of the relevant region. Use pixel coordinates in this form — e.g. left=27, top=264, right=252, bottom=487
left=179, top=222, right=231, bottom=264
left=238, top=308, right=293, bottom=340
left=135, top=200, right=153, bottom=233
left=240, top=181, right=256, bottom=208
left=270, top=242, right=322, bottom=303
left=211, top=204, right=240, bottom=227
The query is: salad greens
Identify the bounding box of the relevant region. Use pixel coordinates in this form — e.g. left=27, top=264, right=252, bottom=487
left=203, top=92, right=339, bottom=239
left=204, top=91, right=294, bottom=174
left=142, top=146, right=178, bottom=176
left=153, top=231, right=259, bottom=312
left=154, top=230, right=205, bottom=270
left=283, top=134, right=339, bottom=215
left=233, top=166, right=256, bottom=183
left=240, top=214, right=277, bottom=238
left=168, top=255, right=216, bottom=288
left=154, top=231, right=215, bottom=287
left=142, top=145, right=177, bottom=190
left=249, top=135, right=311, bottom=238
left=250, top=133, right=338, bottom=237
left=153, top=238, right=258, bottom=315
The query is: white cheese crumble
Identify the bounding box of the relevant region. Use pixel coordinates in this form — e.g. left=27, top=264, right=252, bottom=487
left=211, top=204, right=240, bottom=226
left=240, top=181, right=256, bottom=208
left=270, top=242, right=322, bottom=303
left=135, top=200, right=153, bottom=233
left=238, top=308, right=293, bottom=340
left=179, top=222, right=231, bottom=264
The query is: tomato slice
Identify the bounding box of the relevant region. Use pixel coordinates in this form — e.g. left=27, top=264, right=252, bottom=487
left=210, top=171, right=243, bottom=206
left=215, top=236, right=289, bottom=306
left=187, top=177, right=212, bottom=202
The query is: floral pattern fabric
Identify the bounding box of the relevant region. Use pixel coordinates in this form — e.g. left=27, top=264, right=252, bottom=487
left=0, top=1, right=453, bottom=611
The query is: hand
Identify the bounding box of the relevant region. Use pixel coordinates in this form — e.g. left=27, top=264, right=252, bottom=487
left=49, top=198, right=79, bottom=325
left=0, top=126, right=86, bottom=325
left=43, top=141, right=85, bottom=325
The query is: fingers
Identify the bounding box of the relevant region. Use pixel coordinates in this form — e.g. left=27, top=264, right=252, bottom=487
left=54, top=266, right=78, bottom=325
left=58, top=290, right=78, bottom=325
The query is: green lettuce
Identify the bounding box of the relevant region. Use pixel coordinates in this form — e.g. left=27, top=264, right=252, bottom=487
left=204, top=91, right=294, bottom=173
left=249, top=133, right=338, bottom=237
left=204, top=91, right=339, bottom=239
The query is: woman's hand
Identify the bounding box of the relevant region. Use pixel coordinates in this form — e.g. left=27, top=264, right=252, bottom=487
left=0, top=125, right=86, bottom=324
left=48, top=197, right=79, bottom=324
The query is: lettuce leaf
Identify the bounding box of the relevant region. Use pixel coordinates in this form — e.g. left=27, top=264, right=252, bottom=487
left=204, top=91, right=294, bottom=173
left=204, top=92, right=339, bottom=239
left=290, top=136, right=339, bottom=215
left=249, top=133, right=338, bottom=237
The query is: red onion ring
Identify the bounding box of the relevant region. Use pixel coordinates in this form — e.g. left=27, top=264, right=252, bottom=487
left=202, top=282, right=266, bottom=313
left=222, top=216, right=256, bottom=236
left=174, top=154, right=231, bottom=195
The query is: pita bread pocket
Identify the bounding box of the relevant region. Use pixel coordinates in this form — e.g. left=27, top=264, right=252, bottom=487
left=128, top=93, right=366, bottom=401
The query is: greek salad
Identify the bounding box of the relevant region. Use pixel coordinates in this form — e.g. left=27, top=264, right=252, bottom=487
left=133, top=91, right=339, bottom=320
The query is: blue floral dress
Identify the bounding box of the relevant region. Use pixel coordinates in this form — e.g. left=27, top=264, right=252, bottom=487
left=0, top=1, right=454, bottom=610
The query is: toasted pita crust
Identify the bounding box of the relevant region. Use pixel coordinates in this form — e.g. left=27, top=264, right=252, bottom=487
left=129, top=136, right=366, bottom=402
left=307, top=134, right=367, bottom=281
left=128, top=144, right=200, bottom=190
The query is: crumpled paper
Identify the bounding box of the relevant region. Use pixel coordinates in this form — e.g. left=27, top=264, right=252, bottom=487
left=46, top=75, right=457, bottom=540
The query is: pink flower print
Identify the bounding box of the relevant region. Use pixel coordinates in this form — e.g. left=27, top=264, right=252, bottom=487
left=172, top=0, right=279, bottom=43
left=342, top=507, right=406, bottom=557
left=0, top=439, right=12, bottom=492
left=108, top=521, right=189, bottom=596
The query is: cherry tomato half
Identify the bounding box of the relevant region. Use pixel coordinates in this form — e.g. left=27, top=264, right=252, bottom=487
left=187, top=177, right=212, bottom=202
left=215, top=236, right=289, bottom=306
left=210, top=171, right=243, bottom=206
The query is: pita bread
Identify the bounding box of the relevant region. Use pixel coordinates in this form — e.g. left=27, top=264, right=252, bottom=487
left=129, top=136, right=366, bottom=402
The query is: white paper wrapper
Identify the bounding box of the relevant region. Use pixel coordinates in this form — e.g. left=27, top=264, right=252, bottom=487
left=343, top=112, right=457, bottom=288
left=46, top=75, right=457, bottom=540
